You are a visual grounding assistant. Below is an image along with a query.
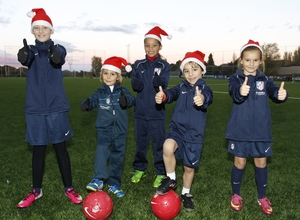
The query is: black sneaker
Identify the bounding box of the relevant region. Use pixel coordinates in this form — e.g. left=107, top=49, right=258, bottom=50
left=181, top=193, right=194, bottom=211
left=156, top=176, right=177, bottom=195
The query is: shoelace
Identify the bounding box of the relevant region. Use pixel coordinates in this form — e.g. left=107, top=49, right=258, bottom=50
left=232, top=195, right=242, bottom=204
left=260, top=198, right=271, bottom=207
left=67, top=189, right=79, bottom=198
left=23, top=191, right=38, bottom=201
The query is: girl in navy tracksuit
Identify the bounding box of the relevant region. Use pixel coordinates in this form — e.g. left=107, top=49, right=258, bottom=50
left=81, top=57, right=135, bottom=197
left=130, top=26, right=171, bottom=188
left=155, top=51, right=213, bottom=211
left=17, top=8, right=82, bottom=209
left=226, top=40, right=288, bottom=215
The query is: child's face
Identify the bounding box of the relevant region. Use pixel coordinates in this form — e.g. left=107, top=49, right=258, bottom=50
left=183, top=62, right=203, bottom=86
left=240, top=50, right=262, bottom=76
left=144, top=38, right=162, bottom=57
left=32, top=25, right=52, bottom=42
left=101, top=69, right=118, bottom=86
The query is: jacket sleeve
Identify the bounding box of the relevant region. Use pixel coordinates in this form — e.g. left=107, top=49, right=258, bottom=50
left=54, top=44, right=67, bottom=66
left=123, top=87, right=136, bottom=108
left=80, top=89, right=100, bottom=111
left=164, top=84, right=180, bottom=103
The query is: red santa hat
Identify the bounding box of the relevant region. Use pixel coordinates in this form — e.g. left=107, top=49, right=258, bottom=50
left=240, top=39, right=263, bottom=56
left=144, top=26, right=172, bottom=43
left=180, top=50, right=206, bottom=74
left=101, top=56, right=132, bottom=74
left=27, top=8, right=54, bottom=33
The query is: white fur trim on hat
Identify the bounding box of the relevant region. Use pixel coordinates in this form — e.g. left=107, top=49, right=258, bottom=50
left=102, top=64, right=122, bottom=74
left=144, top=34, right=162, bottom=43
left=180, top=58, right=206, bottom=74
left=31, top=20, right=54, bottom=32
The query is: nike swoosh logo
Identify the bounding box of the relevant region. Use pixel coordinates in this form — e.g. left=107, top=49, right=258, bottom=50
left=192, top=160, right=198, bottom=165
left=265, top=147, right=270, bottom=153
left=84, top=207, right=96, bottom=218
left=65, top=130, right=70, bottom=136
left=233, top=182, right=240, bottom=184
left=181, top=91, right=187, bottom=94
left=141, top=70, right=145, bottom=73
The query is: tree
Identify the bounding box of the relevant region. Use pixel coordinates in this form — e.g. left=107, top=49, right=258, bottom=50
left=292, top=46, right=300, bottom=66
left=207, top=53, right=215, bottom=66
left=262, top=43, right=281, bottom=75
left=91, top=56, right=103, bottom=77
left=283, top=51, right=292, bottom=66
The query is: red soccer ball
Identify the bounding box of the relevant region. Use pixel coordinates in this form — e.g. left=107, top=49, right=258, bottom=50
left=82, top=191, right=113, bottom=220
left=151, top=190, right=181, bottom=220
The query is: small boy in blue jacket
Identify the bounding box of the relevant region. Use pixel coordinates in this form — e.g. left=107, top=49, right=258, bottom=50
left=81, top=56, right=135, bottom=197
left=155, top=51, right=213, bottom=211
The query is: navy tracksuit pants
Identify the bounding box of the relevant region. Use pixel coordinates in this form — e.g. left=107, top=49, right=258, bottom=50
left=93, top=132, right=126, bottom=186
left=132, top=118, right=166, bottom=175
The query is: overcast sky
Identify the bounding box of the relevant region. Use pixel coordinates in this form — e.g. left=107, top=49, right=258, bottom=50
left=0, top=0, right=299, bottom=71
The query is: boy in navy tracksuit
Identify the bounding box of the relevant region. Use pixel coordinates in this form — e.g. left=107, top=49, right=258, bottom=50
left=130, top=26, right=171, bottom=188
left=155, top=51, right=213, bottom=211
left=17, top=8, right=82, bottom=208
left=226, top=40, right=288, bottom=215
left=81, top=57, right=135, bottom=197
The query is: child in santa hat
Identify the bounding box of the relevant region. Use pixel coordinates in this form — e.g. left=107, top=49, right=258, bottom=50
left=81, top=56, right=135, bottom=197
left=130, top=26, right=171, bottom=188
left=226, top=40, right=288, bottom=215
left=17, top=8, right=82, bottom=208
left=155, top=50, right=213, bottom=211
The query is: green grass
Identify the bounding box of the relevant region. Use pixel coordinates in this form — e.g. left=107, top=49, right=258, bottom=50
left=0, top=77, right=300, bottom=219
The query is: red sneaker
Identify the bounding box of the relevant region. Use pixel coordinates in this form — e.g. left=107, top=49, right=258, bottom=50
left=258, top=197, right=273, bottom=215
left=65, top=188, right=82, bottom=204
left=230, top=194, right=243, bottom=211
left=17, top=189, right=42, bottom=208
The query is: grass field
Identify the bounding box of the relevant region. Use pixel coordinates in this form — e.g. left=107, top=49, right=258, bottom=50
left=0, top=77, right=299, bottom=220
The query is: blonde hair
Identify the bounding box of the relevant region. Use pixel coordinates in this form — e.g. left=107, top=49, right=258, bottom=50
left=238, top=46, right=265, bottom=72
left=99, top=69, right=123, bottom=84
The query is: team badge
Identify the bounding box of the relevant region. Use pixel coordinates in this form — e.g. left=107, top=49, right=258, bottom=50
left=106, top=98, right=111, bottom=104
left=256, top=81, right=264, bottom=91
left=154, top=68, right=161, bottom=75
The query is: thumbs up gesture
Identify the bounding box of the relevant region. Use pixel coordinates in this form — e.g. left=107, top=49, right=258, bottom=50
left=17, top=38, right=29, bottom=64
left=50, top=41, right=62, bottom=64
left=240, top=76, right=250, bottom=96
left=193, top=86, right=204, bottom=106
left=278, top=81, right=287, bottom=101
left=155, top=86, right=165, bottom=104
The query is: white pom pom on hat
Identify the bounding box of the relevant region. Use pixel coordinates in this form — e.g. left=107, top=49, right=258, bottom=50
left=101, top=56, right=132, bottom=74
left=144, top=26, right=172, bottom=43
left=180, top=50, right=206, bottom=74
left=240, top=39, right=263, bottom=56
left=27, top=8, right=54, bottom=33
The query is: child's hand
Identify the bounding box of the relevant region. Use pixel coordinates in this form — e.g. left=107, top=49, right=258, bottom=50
left=119, top=90, right=127, bottom=109
left=50, top=41, right=62, bottom=64
left=131, top=72, right=143, bottom=92
left=80, top=98, right=90, bottom=112
left=17, top=38, right=29, bottom=64
left=153, top=72, right=163, bottom=87
left=240, top=76, right=250, bottom=96
left=193, top=86, right=204, bottom=106
left=278, top=81, right=287, bottom=101
left=155, top=86, right=164, bottom=104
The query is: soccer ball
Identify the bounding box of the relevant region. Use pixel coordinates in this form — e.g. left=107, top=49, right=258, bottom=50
left=151, top=190, right=181, bottom=220
left=82, top=191, right=113, bottom=220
